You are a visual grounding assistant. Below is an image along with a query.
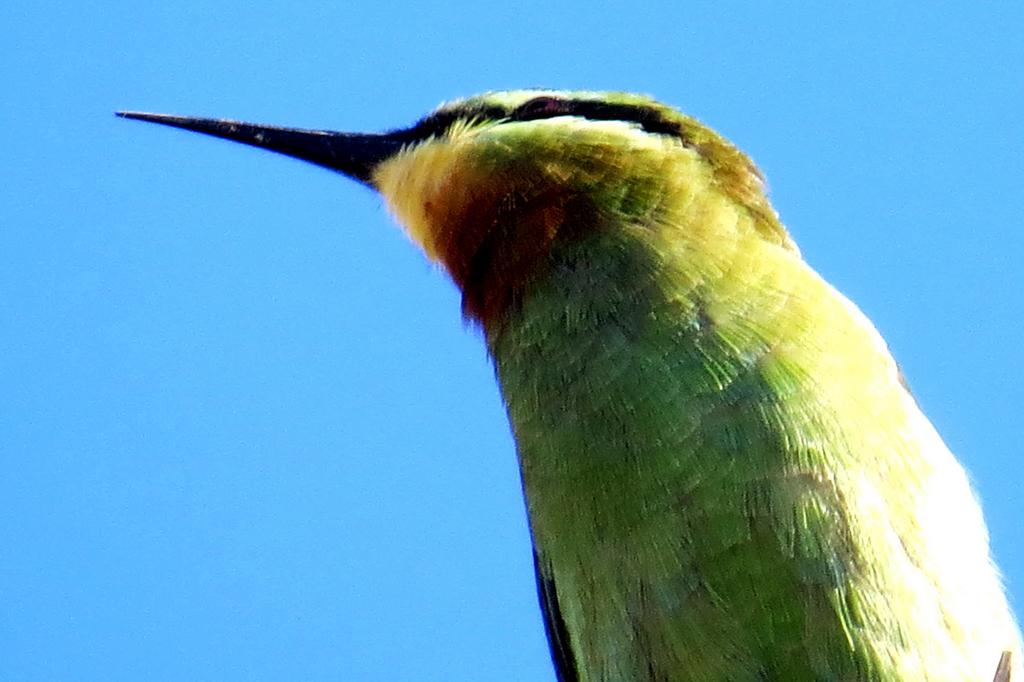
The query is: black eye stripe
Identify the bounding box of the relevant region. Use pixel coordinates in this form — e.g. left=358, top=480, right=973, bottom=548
left=396, top=96, right=689, bottom=145
left=509, top=97, right=685, bottom=139
left=397, top=105, right=506, bottom=143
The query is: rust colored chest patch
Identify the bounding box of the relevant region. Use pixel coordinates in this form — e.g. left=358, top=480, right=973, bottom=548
left=434, top=181, right=596, bottom=329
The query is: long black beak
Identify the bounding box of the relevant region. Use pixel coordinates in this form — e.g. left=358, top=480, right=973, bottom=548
left=116, top=112, right=405, bottom=187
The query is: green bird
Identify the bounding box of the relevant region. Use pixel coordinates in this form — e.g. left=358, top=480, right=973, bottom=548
left=119, top=91, right=1020, bottom=681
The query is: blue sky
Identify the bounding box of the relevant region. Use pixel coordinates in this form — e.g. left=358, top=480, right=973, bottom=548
left=2, top=2, right=1022, bottom=680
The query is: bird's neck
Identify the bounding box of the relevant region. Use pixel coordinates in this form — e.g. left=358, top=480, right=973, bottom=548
left=373, top=122, right=794, bottom=330
left=485, top=182, right=791, bottom=528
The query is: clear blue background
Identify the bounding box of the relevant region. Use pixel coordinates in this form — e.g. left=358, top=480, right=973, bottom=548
left=2, top=3, right=1022, bottom=680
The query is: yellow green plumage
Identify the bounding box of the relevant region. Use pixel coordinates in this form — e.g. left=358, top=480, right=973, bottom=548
left=120, top=90, right=1021, bottom=681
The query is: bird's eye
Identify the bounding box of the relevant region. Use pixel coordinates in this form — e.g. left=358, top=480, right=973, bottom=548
left=515, top=96, right=568, bottom=118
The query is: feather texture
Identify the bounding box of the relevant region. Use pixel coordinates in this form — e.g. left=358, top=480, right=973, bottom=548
left=375, top=90, right=1021, bottom=681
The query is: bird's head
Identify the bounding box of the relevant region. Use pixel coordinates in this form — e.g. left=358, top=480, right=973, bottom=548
left=119, top=90, right=792, bottom=328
